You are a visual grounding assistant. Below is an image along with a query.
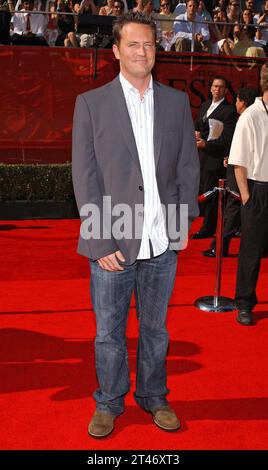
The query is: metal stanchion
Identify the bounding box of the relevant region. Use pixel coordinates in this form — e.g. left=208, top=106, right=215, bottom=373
left=194, top=179, right=237, bottom=312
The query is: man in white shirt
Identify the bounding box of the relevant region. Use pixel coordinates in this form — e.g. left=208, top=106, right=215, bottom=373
left=173, top=0, right=210, bottom=52
left=11, top=0, right=48, bottom=46
left=72, top=12, right=199, bottom=438
left=228, top=62, right=268, bottom=326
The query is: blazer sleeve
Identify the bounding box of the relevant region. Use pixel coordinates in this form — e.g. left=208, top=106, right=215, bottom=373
left=204, top=106, right=237, bottom=157
left=176, top=94, right=200, bottom=225
left=194, top=101, right=207, bottom=132
left=72, top=94, right=118, bottom=260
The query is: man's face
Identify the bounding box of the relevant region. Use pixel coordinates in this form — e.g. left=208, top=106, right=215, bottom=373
left=230, top=2, right=240, bottom=12
left=23, top=0, right=33, bottom=9
left=143, top=1, right=153, bottom=14
left=160, top=1, right=170, bottom=13
left=113, top=23, right=156, bottom=82
left=113, top=2, right=123, bottom=15
left=210, top=79, right=227, bottom=101
left=242, top=9, right=252, bottom=22
left=187, top=1, right=197, bottom=19
left=245, top=0, right=254, bottom=10
left=236, top=96, right=246, bottom=114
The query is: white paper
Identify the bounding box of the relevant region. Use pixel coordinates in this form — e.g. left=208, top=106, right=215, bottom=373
left=207, top=119, right=224, bottom=141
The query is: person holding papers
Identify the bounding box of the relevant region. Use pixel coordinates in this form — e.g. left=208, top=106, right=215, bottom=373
left=192, top=75, right=237, bottom=239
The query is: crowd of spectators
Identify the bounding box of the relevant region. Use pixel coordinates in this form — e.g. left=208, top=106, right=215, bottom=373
left=0, top=0, right=267, bottom=56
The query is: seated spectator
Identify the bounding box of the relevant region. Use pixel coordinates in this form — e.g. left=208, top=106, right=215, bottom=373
left=54, top=0, right=78, bottom=47
left=132, top=0, right=153, bottom=13
left=76, top=0, right=98, bottom=48
left=99, top=0, right=114, bottom=14
left=78, top=0, right=98, bottom=15
left=173, top=0, right=186, bottom=15
left=11, top=0, right=49, bottom=45
left=44, top=1, right=59, bottom=46
left=212, top=0, right=226, bottom=8
left=210, top=7, right=231, bottom=53
left=112, top=0, right=124, bottom=15
left=173, top=0, right=211, bottom=52
left=158, top=0, right=175, bottom=31
left=14, top=0, right=46, bottom=10
left=132, top=0, right=143, bottom=12
left=223, top=23, right=265, bottom=56
left=227, top=0, right=240, bottom=23
left=244, top=0, right=257, bottom=16
left=254, top=0, right=268, bottom=53
left=100, top=0, right=128, bottom=13
left=0, top=0, right=12, bottom=44
left=197, top=0, right=212, bottom=21
left=240, top=8, right=254, bottom=25
left=142, top=0, right=153, bottom=14
left=157, top=1, right=176, bottom=50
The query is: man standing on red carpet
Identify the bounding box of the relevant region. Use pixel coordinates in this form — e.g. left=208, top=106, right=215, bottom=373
left=228, top=62, right=268, bottom=326
left=72, top=12, right=199, bottom=438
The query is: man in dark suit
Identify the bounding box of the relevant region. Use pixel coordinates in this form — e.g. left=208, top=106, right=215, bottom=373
left=202, top=87, right=258, bottom=257
left=191, top=76, right=237, bottom=239
left=72, top=12, right=199, bottom=438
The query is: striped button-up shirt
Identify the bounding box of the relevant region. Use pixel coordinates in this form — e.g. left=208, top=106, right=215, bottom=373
left=119, top=73, right=169, bottom=259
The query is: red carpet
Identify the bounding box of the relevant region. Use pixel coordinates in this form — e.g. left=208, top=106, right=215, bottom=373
left=0, top=219, right=268, bottom=450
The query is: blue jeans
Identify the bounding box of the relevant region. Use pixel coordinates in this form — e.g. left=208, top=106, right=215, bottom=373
left=89, top=249, right=177, bottom=416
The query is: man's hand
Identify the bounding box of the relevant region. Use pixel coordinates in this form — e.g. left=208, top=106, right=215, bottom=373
left=241, top=194, right=250, bottom=206
left=223, top=157, right=228, bottom=168
left=196, top=138, right=206, bottom=149
left=97, top=250, right=125, bottom=271
left=234, top=165, right=250, bottom=206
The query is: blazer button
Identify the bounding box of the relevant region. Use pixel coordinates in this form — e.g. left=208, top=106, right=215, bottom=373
left=139, top=186, right=143, bottom=191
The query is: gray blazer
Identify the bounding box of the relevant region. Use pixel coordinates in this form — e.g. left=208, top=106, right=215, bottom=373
left=72, top=76, right=200, bottom=265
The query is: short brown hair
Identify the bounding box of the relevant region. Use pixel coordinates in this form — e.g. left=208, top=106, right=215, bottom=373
left=113, top=12, right=157, bottom=46
left=260, top=62, right=268, bottom=93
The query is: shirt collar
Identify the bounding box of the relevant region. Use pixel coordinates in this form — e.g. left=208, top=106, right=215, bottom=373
left=211, top=97, right=225, bottom=106
left=255, top=96, right=266, bottom=110
left=119, top=72, right=153, bottom=96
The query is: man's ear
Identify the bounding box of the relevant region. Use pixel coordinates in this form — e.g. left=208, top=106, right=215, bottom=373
left=112, top=43, right=120, bottom=60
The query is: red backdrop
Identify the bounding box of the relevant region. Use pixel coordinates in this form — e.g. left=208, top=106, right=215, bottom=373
left=0, top=46, right=265, bottom=164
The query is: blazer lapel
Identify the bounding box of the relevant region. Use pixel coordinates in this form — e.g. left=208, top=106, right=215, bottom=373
left=111, top=77, right=141, bottom=174
left=203, top=100, right=212, bottom=115
left=208, top=99, right=227, bottom=119
left=153, top=81, right=162, bottom=169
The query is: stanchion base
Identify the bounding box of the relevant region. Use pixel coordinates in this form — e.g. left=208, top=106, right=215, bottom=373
left=194, top=296, right=236, bottom=312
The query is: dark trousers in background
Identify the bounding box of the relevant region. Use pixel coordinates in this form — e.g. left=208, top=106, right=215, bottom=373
left=200, top=168, right=226, bottom=236
left=210, top=165, right=241, bottom=253
left=235, top=180, right=268, bottom=311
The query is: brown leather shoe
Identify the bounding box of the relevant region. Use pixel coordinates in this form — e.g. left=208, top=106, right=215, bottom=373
left=88, top=411, right=115, bottom=438
left=152, top=406, right=181, bottom=432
